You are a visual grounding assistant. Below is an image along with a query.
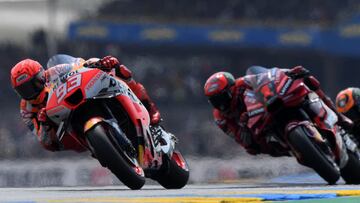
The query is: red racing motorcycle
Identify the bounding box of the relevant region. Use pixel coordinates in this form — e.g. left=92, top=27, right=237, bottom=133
left=45, top=55, right=189, bottom=189
left=244, top=67, right=360, bottom=184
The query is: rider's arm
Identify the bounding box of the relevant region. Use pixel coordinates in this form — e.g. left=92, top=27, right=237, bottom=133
left=286, top=66, right=336, bottom=109
left=20, top=100, right=62, bottom=151
left=20, top=100, right=39, bottom=136
left=37, top=123, right=63, bottom=152
left=90, top=55, right=161, bottom=124
left=235, top=77, right=252, bottom=90
left=116, top=64, right=161, bottom=125
left=213, top=109, right=260, bottom=155
left=287, top=66, right=353, bottom=128
left=285, top=66, right=334, bottom=107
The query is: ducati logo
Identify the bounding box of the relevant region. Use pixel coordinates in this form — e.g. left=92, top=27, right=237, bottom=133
left=248, top=107, right=265, bottom=117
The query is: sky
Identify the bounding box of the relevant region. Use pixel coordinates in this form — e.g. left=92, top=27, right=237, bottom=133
left=0, top=0, right=107, bottom=44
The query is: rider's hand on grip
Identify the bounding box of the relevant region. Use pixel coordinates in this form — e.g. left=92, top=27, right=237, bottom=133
left=98, top=56, right=120, bottom=72
left=37, top=108, right=47, bottom=123
left=338, top=113, right=354, bottom=132
left=239, top=112, right=249, bottom=123
left=286, top=66, right=310, bottom=79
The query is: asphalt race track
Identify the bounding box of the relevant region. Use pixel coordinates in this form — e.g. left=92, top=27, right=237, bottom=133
left=1, top=183, right=360, bottom=203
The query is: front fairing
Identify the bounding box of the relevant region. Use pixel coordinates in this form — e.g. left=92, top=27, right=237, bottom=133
left=46, top=67, right=149, bottom=127
left=244, top=90, right=267, bottom=134
left=247, top=68, right=310, bottom=109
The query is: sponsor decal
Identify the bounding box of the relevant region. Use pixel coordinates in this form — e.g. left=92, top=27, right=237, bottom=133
left=208, top=30, right=244, bottom=42
left=109, top=78, right=117, bottom=88
left=208, top=83, right=219, bottom=93
left=16, top=74, right=29, bottom=84
left=248, top=107, right=265, bottom=117
left=279, top=31, right=312, bottom=45
left=47, top=105, right=66, bottom=117
left=279, top=79, right=293, bottom=95
left=141, top=28, right=176, bottom=40
left=56, top=74, right=82, bottom=103
left=85, top=71, right=104, bottom=91
left=60, top=70, right=79, bottom=82
left=127, top=88, right=140, bottom=103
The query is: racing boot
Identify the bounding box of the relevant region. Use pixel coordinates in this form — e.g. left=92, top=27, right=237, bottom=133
left=150, top=124, right=177, bottom=157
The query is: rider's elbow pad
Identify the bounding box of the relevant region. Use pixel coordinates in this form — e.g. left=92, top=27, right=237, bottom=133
left=115, top=65, right=132, bottom=80
left=304, top=76, right=321, bottom=91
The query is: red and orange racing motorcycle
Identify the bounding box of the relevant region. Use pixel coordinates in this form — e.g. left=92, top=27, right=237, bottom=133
left=45, top=55, right=189, bottom=189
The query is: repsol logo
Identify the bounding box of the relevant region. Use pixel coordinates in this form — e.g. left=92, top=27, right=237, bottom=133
left=61, top=70, right=78, bottom=82
left=280, top=79, right=293, bottom=95
left=248, top=107, right=265, bottom=117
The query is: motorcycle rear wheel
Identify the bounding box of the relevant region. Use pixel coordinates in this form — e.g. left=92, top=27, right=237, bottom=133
left=86, top=124, right=146, bottom=190
left=155, top=151, right=189, bottom=189
left=340, top=150, right=360, bottom=184
left=288, top=126, right=340, bottom=184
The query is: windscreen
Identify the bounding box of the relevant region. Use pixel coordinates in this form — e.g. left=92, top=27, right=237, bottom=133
left=246, top=68, right=279, bottom=103
left=246, top=66, right=269, bottom=75
left=47, top=54, right=80, bottom=68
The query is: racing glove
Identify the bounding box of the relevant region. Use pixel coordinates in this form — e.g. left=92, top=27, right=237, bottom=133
left=237, top=128, right=261, bottom=155
left=98, top=56, right=120, bottom=72
left=37, top=108, right=64, bottom=151
left=37, top=108, right=48, bottom=123
left=286, top=66, right=310, bottom=79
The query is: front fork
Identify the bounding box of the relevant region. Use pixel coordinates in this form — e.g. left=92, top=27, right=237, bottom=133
left=302, top=93, right=351, bottom=167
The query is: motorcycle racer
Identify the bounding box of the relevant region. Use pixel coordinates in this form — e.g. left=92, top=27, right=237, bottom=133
left=10, top=55, right=162, bottom=152
left=336, top=87, right=360, bottom=137
left=204, top=65, right=352, bottom=156
left=336, top=87, right=360, bottom=121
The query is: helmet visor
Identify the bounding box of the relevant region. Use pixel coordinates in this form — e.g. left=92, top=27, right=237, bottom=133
left=14, top=72, right=45, bottom=100
left=208, top=90, right=232, bottom=111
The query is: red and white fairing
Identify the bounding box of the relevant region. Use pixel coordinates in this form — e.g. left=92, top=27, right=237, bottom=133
left=46, top=67, right=150, bottom=135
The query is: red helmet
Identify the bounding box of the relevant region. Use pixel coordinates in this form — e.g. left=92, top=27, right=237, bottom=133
left=10, top=59, right=46, bottom=100
left=204, top=72, right=235, bottom=111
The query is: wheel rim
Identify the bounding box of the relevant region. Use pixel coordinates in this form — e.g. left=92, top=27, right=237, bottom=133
left=172, top=152, right=188, bottom=170
left=133, top=165, right=145, bottom=176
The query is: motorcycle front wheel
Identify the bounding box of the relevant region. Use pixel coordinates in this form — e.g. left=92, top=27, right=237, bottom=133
left=288, top=126, right=340, bottom=185
left=86, top=123, right=146, bottom=190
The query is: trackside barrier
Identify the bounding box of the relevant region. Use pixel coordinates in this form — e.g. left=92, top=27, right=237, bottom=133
left=0, top=156, right=308, bottom=187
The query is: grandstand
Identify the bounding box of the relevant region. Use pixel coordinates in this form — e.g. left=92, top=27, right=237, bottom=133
left=95, top=0, right=358, bottom=26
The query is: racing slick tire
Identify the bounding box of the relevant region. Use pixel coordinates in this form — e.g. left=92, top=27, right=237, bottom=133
left=86, top=124, right=145, bottom=190
left=340, top=150, right=360, bottom=184
left=288, top=126, right=340, bottom=185
left=155, top=151, right=189, bottom=189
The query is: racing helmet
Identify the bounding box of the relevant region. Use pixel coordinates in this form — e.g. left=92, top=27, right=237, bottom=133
left=204, top=72, right=235, bottom=111
left=336, top=87, right=360, bottom=121
left=10, top=59, right=46, bottom=100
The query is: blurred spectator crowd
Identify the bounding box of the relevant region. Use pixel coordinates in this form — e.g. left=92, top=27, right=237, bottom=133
left=96, top=0, right=359, bottom=26
left=2, top=37, right=360, bottom=159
